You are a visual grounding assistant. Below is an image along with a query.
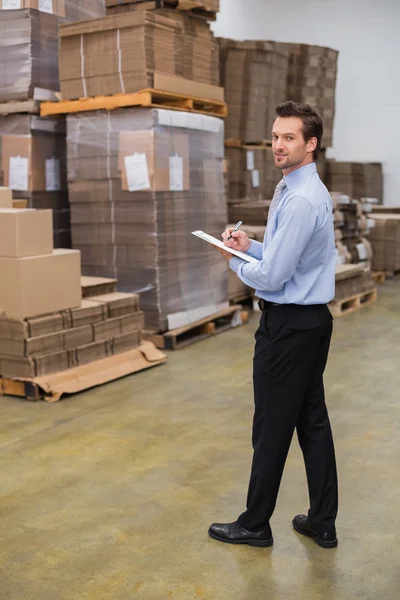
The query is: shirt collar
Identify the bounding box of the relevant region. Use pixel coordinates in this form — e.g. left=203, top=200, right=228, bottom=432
left=283, top=162, right=317, bottom=190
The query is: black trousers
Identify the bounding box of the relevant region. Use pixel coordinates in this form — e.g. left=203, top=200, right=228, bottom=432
left=238, top=303, right=338, bottom=533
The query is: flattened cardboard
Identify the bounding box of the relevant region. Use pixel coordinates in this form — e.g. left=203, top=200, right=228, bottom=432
left=93, top=317, right=122, bottom=342
left=153, top=73, right=224, bottom=102
left=119, top=311, right=145, bottom=332
left=0, top=209, right=53, bottom=258
left=90, top=292, right=140, bottom=318
left=12, top=200, right=28, bottom=209
left=112, top=330, right=142, bottom=354
left=81, top=275, right=117, bottom=298
left=63, top=324, right=93, bottom=349
left=67, top=299, right=105, bottom=328
left=75, top=340, right=109, bottom=366
left=35, top=350, right=69, bottom=377
left=28, top=312, right=66, bottom=337
left=24, top=342, right=166, bottom=401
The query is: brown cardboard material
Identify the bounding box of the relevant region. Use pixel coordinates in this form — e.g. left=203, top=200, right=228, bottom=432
left=0, top=249, right=81, bottom=320
left=81, top=275, right=117, bottom=298
left=6, top=342, right=165, bottom=401
left=119, top=312, right=145, bottom=332
left=90, top=292, right=140, bottom=318
left=27, top=312, right=66, bottom=337
left=63, top=324, right=93, bottom=349
left=1, top=355, right=36, bottom=379
left=12, top=200, right=28, bottom=209
left=93, top=317, right=122, bottom=342
left=0, top=1, right=66, bottom=16
left=0, top=316, right=29, bottom=339
left=0, top=187, right=12, bottom=208
left=118, top=130, right=190, bottom=192
left=35, top=350, right=69, bottom=377
left=75, top=340, right=109, bottom=366
left=0, top=209, right=53, bottom=258
left=112, top=330, right=142, bottom=354
left=67, top=299, right=106, bottom=328
left=153, top=73, right=224, bottom=102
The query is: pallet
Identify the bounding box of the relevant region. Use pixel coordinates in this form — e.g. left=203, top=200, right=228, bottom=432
left=40, top=89, right=227, bottom=118
left=0, top=99, right=40, bottom=115
left=225, top=139, right=272, bottom=149
left=329, top=289, right=377, bottom=318
left=372, top=270, right=400, bottom=283
left=143, top=305, right=248, bottom=350
left=229, top=294, right=254, bottom=309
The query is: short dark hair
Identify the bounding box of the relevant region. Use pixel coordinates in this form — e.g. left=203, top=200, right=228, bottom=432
left=275, top=101, right=323, bottom=160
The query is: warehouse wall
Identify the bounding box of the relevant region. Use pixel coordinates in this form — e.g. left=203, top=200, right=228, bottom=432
left=213, top=0, right=400, bottom=205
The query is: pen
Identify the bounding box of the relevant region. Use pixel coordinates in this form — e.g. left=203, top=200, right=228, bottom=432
left=228, top=220, right=243, bottom=241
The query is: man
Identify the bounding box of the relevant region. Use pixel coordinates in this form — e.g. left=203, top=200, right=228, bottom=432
left=209, top=101, right=338, bottom=549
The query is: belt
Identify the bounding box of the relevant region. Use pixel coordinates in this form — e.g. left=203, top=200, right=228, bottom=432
left=258, top=299, right=280, bottom=310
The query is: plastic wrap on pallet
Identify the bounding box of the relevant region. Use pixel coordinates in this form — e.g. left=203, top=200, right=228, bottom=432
left=59, top=8, right=218, bottom=101
left=219, top=39, right=289, bottom=143
left=66, top=107, right=228, bottom=332
left=0, top=114, right=71, bottom=248
left=0, top=2, right=105, bottom=103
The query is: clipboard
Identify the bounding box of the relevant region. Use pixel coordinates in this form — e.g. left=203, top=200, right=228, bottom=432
left=192, top=230, right=259, bottom=264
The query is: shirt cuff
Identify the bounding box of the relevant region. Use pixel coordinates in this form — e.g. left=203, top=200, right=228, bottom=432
left=247, top=239, right=261, bottom=257
left=229, top=256, right=243, bottom=273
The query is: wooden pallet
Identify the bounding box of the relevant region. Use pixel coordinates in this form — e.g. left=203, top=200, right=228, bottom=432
left=40, top=89, right=227, bottom=118
left=329, top=289, right=377, bottom=318
left=372, top=270, right=400, bottom=283
left=143, top=306, right=248, bottom=350
left=225, top=139, right=272, bottom=149
left=0, top=99, right=40, bottom=115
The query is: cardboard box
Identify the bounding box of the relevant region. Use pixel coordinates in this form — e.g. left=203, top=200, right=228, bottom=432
left=35, top=350, right=69, bottom=377
left=118, top=130, right=190, bottom=192
left=0, top=209, right=53, bottom=258
left=63, top=324, right=93, bottom=349
left=0, top=1, right=66, bottom=17
left=119, top=311, right=145, bottom=332
left=12, top=200, right=28, bottom=209
left=0, top=187, right=12, bottom=208
left=0, top=249, right=81, bottom=320
left=28, top=312, right=67, bottom=337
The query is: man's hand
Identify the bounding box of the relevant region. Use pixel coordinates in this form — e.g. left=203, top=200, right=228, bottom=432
left=215, top=246, right=232, bottom=261
left=222, top=227, right=251, bottom=252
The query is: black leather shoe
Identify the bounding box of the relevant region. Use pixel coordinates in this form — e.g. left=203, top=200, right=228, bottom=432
left=208, top=521, right=273, bottom=547
left=292, top=514, right=338, bottom=548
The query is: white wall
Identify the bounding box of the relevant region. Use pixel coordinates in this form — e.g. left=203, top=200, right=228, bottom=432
left=213, top=0, right=400, bottom=205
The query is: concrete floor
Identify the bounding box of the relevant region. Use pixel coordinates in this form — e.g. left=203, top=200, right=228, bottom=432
left=1, top=280, right=399, bottom=600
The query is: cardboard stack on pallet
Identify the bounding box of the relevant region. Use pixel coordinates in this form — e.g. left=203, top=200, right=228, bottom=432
left=325, top=161, right=383, bottom=203
left=0, top=115, right=70, bottom=248
left=0, top=1, right=105, bottom=102
left=66, top=107, right=228, bottom=333
left=368, top=214, right=400, bottom=273
left=105, top=0, right=219, bottom=19
left=0, top=207, right=162, bottom=392
left=331, top=193, right=375, bottom=267
left=59, top=7, right=220, bottom=100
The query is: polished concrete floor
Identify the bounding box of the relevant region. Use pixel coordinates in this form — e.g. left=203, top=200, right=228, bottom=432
left=1, top=279, right=399, bottom=600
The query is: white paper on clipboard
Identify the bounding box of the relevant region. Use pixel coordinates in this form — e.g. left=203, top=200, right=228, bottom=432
left=192, top=230, right=259, bottom=264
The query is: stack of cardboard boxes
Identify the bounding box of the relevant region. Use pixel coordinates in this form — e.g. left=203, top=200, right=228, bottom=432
left=325, top=161, right=383, bottom=203
left=369, top=214, right=400, bottom=272
left=0, top=206, right=147, bottom=380
left=59, top=6, right=219, bottom=99
left=0, top=2, right=106, bottom=249
left=66, top=107, right=228, bottom=333
left=332, top=193, right=375, bottom=267
left=0, top=115, right=70, bottom=248
left=334, top=263, right=375, bottom=302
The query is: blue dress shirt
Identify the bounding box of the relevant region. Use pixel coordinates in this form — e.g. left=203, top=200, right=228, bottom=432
left=230, top=162, right=336, bottom=305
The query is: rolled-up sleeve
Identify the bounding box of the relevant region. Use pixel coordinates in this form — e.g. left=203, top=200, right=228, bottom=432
left=230, top=196, right=318, bottom=292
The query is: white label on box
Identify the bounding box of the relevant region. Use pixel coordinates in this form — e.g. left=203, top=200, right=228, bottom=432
left=38, top=0, right=53, bottom=14
left=356, top=243, right=368, bottom=261
left=246, top=151, right=255, bottom=171
left=251, top=169, right=260, bottom=188
left=335, top=249, right=346, bottom=265
left=9, top=156, right=29, bottom=191
left=367, top=218, right=375, bottom=229
left=169, top=154, right=183, bottom=191
left=124, top=153, right=151, bottom=192
left=2, top=0, right=22, bottom=9
left=45, top=158, right=61, bottom=191
left=363, top=203, right=372, bottom=213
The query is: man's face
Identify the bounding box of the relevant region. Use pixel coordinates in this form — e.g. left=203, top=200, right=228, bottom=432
left=272, top=116, right=315, bottom=171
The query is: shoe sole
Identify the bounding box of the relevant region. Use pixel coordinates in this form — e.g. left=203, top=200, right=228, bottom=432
left=208, top=528, right=273, bottom=547
left=292, top=520, right=338, bottom=549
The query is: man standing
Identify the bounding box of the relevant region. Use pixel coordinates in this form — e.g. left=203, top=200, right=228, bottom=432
left=210, top=101, right=338, bottom=549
